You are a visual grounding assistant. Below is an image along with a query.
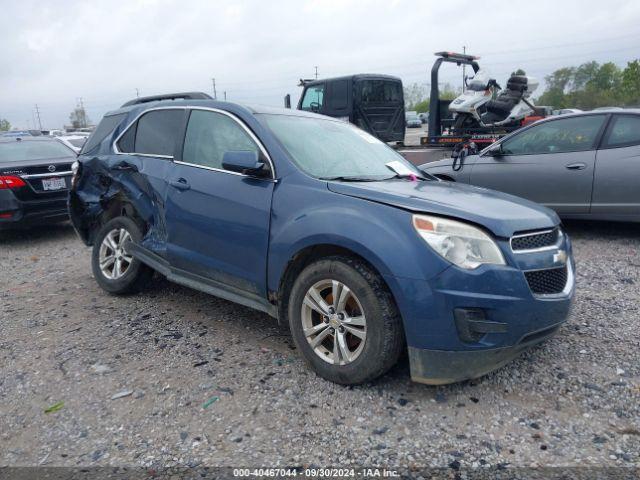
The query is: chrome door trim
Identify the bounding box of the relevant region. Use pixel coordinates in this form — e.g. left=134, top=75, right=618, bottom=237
left=111, top=105, right=276, bottom=179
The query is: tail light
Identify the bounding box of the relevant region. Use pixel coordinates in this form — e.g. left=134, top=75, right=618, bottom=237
left=71, top=161, right=81, bottom=188
left=0, top=175, right=26, bottom=190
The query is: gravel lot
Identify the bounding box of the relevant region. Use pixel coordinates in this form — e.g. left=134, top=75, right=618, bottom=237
left=1, top=220, right=639, bottom=472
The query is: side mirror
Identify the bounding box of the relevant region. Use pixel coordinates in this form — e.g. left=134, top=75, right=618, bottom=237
left=222, top=151, right=268, bottom=177
left=484, top=143, right=503, bottom=157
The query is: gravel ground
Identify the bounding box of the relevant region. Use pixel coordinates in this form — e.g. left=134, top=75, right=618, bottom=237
left=1, top=221, right=639, bottom=472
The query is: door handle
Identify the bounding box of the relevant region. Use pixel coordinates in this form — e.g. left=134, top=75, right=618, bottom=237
left=169, top=178, right=190, bottom=190
left=565, top=163, right=586, bottom=170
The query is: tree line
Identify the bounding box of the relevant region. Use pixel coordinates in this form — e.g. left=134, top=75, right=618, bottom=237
left=403, top=59, right=640, bottom=113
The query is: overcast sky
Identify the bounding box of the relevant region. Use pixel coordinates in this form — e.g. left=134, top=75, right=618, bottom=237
left=1, top=0, right=639, bottom=129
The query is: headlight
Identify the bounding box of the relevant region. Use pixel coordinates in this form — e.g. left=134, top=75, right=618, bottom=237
left=412, top=214, right=505, bottom=269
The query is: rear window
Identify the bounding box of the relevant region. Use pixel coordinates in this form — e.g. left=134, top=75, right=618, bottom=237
left=0, top=141, right=75, bottom=163
left=81, top=113, right=126, bottom=154
left=358, top=80, right=402, bottom=103
left=602, top=115, right=640, bottom=148
left=117, top=109, right=184, bottom=157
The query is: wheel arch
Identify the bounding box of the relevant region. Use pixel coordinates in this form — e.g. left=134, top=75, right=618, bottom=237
left=275, top=242, right=395, bottom=325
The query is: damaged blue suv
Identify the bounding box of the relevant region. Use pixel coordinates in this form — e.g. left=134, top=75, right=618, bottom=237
left=69, top=92, right=574, bottom=385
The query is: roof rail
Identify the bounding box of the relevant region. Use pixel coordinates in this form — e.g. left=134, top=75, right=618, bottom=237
left=121, top=92, right=213, bottom=108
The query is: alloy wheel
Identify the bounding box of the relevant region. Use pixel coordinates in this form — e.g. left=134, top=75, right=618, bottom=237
left=98, top=228, right=133, bottom=280
left=301, top=279, right=367, bottom=365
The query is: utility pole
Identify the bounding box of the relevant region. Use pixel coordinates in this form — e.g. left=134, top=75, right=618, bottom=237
left=314, top=66, right=318, bottom=79
left=135, top=88, right=140, bottom=98
left=223, top=91, right=227, bottom=101
left=462, top=46, right=466, bottom=92
left=211, top=78, right=217, bottom=99
left=34, top=105, right=43, bottom=130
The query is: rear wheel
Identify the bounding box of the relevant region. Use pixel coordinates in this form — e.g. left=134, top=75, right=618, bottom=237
left=91, top=216, right=153, bottom=294
left=288, top=256, right=404, bottom=384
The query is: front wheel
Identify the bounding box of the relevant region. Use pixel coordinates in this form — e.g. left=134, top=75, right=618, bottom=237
left=288, top=256, right=404, bottom=384
left=91, top=216, right=154, bottom=294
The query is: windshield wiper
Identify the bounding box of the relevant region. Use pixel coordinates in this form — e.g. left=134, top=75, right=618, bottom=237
left=319, top=175, right=389, bottom=182
left=384, top=160, right=432, bottom=181
left=387, top=172, right=433, bottom=181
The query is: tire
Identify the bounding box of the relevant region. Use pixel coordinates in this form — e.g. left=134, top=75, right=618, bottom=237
left=288, top=256, right=404, bottom=385
left=91, top=216, right=154, bottom=295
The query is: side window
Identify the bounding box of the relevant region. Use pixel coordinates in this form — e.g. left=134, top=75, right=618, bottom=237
left=501, top=115, right=606, bottom=155
left=602, top=115, right=640, bottom=148
left=300, top=85, right=325, bottom=111
left=182, top=110, right=260, bottom=171
left=117, top=109, right=183, bottom=156
left=134, top=110, right=184, bottom=156
left=328, top=80, right=349, bottom=111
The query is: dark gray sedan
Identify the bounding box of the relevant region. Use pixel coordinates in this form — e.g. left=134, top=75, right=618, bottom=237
left=422, top=110, right=640, bottom=222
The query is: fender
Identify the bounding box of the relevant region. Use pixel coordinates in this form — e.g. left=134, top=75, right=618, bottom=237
left=267, top=178, right=451, bottom=294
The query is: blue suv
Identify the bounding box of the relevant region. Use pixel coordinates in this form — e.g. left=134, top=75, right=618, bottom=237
left=69, top=92, right=575, bottom=385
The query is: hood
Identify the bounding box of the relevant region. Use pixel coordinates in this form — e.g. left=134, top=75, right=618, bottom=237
left=327, top=179, right=559, bottom=238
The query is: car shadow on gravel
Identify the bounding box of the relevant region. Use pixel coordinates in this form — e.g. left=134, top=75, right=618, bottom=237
left=0, top=222, right=76, bottom=245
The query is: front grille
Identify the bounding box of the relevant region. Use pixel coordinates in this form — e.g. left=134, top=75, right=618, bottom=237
left=524, top=266, right=568, bottom=295
left=511, top=228, right=559, bottom=251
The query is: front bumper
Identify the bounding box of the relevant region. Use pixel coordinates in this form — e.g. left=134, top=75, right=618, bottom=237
left=383, top=240, right=575, bottom=385
left=409, top=322, right=562, bottom=384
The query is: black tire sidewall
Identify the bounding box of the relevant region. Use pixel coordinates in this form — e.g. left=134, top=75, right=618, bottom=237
left=91, top=216, right=148, bottom=294
left=288, top=257, right=400, bottom=384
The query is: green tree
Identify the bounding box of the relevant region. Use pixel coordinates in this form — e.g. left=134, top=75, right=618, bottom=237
left=414, top=99, right=429, bottom=113
left=538, top=60, right=638, bottom=109
left=0, top=118, right=10, bottom=131
left=403, top=82, right=429, bottom=110
left=621, top=60, right=640, bottom=105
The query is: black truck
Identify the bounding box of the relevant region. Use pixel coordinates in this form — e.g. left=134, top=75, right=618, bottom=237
left=297, top=74, right=405, bottom=143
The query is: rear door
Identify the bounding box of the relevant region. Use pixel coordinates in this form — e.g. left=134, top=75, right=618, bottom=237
left=165, top=108, right=275, bottom=296
left=322, top=79, right=351, bottom=121
left=592, top=113, right=640, bottom=215
left=354, top=79, right=405, bottom=142
left=470, top=115, right=607, bottom=214
left=113, top=107, right=186, bottom=257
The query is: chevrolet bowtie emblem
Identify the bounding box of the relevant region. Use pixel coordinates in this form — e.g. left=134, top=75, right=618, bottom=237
left=553, top=250, right=567, bottom=264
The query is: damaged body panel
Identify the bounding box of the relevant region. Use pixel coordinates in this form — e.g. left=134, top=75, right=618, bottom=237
left=70, top=97, right=574, bottom=385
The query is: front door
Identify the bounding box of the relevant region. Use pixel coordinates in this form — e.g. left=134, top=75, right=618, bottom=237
left=470, top=114, right=607, bottom=214
left=592, top=114, right=640, bottom=216
left=165, top=109, right=275, bottom=296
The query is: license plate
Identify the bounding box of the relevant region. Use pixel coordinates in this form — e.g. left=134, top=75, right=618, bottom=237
left=42, top=177, right=67, bottom=191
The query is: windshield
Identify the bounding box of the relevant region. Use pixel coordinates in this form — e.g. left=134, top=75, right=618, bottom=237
left=0, top=141, right=75, bottom=163
left=260, top=114, right=423, bottom=180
